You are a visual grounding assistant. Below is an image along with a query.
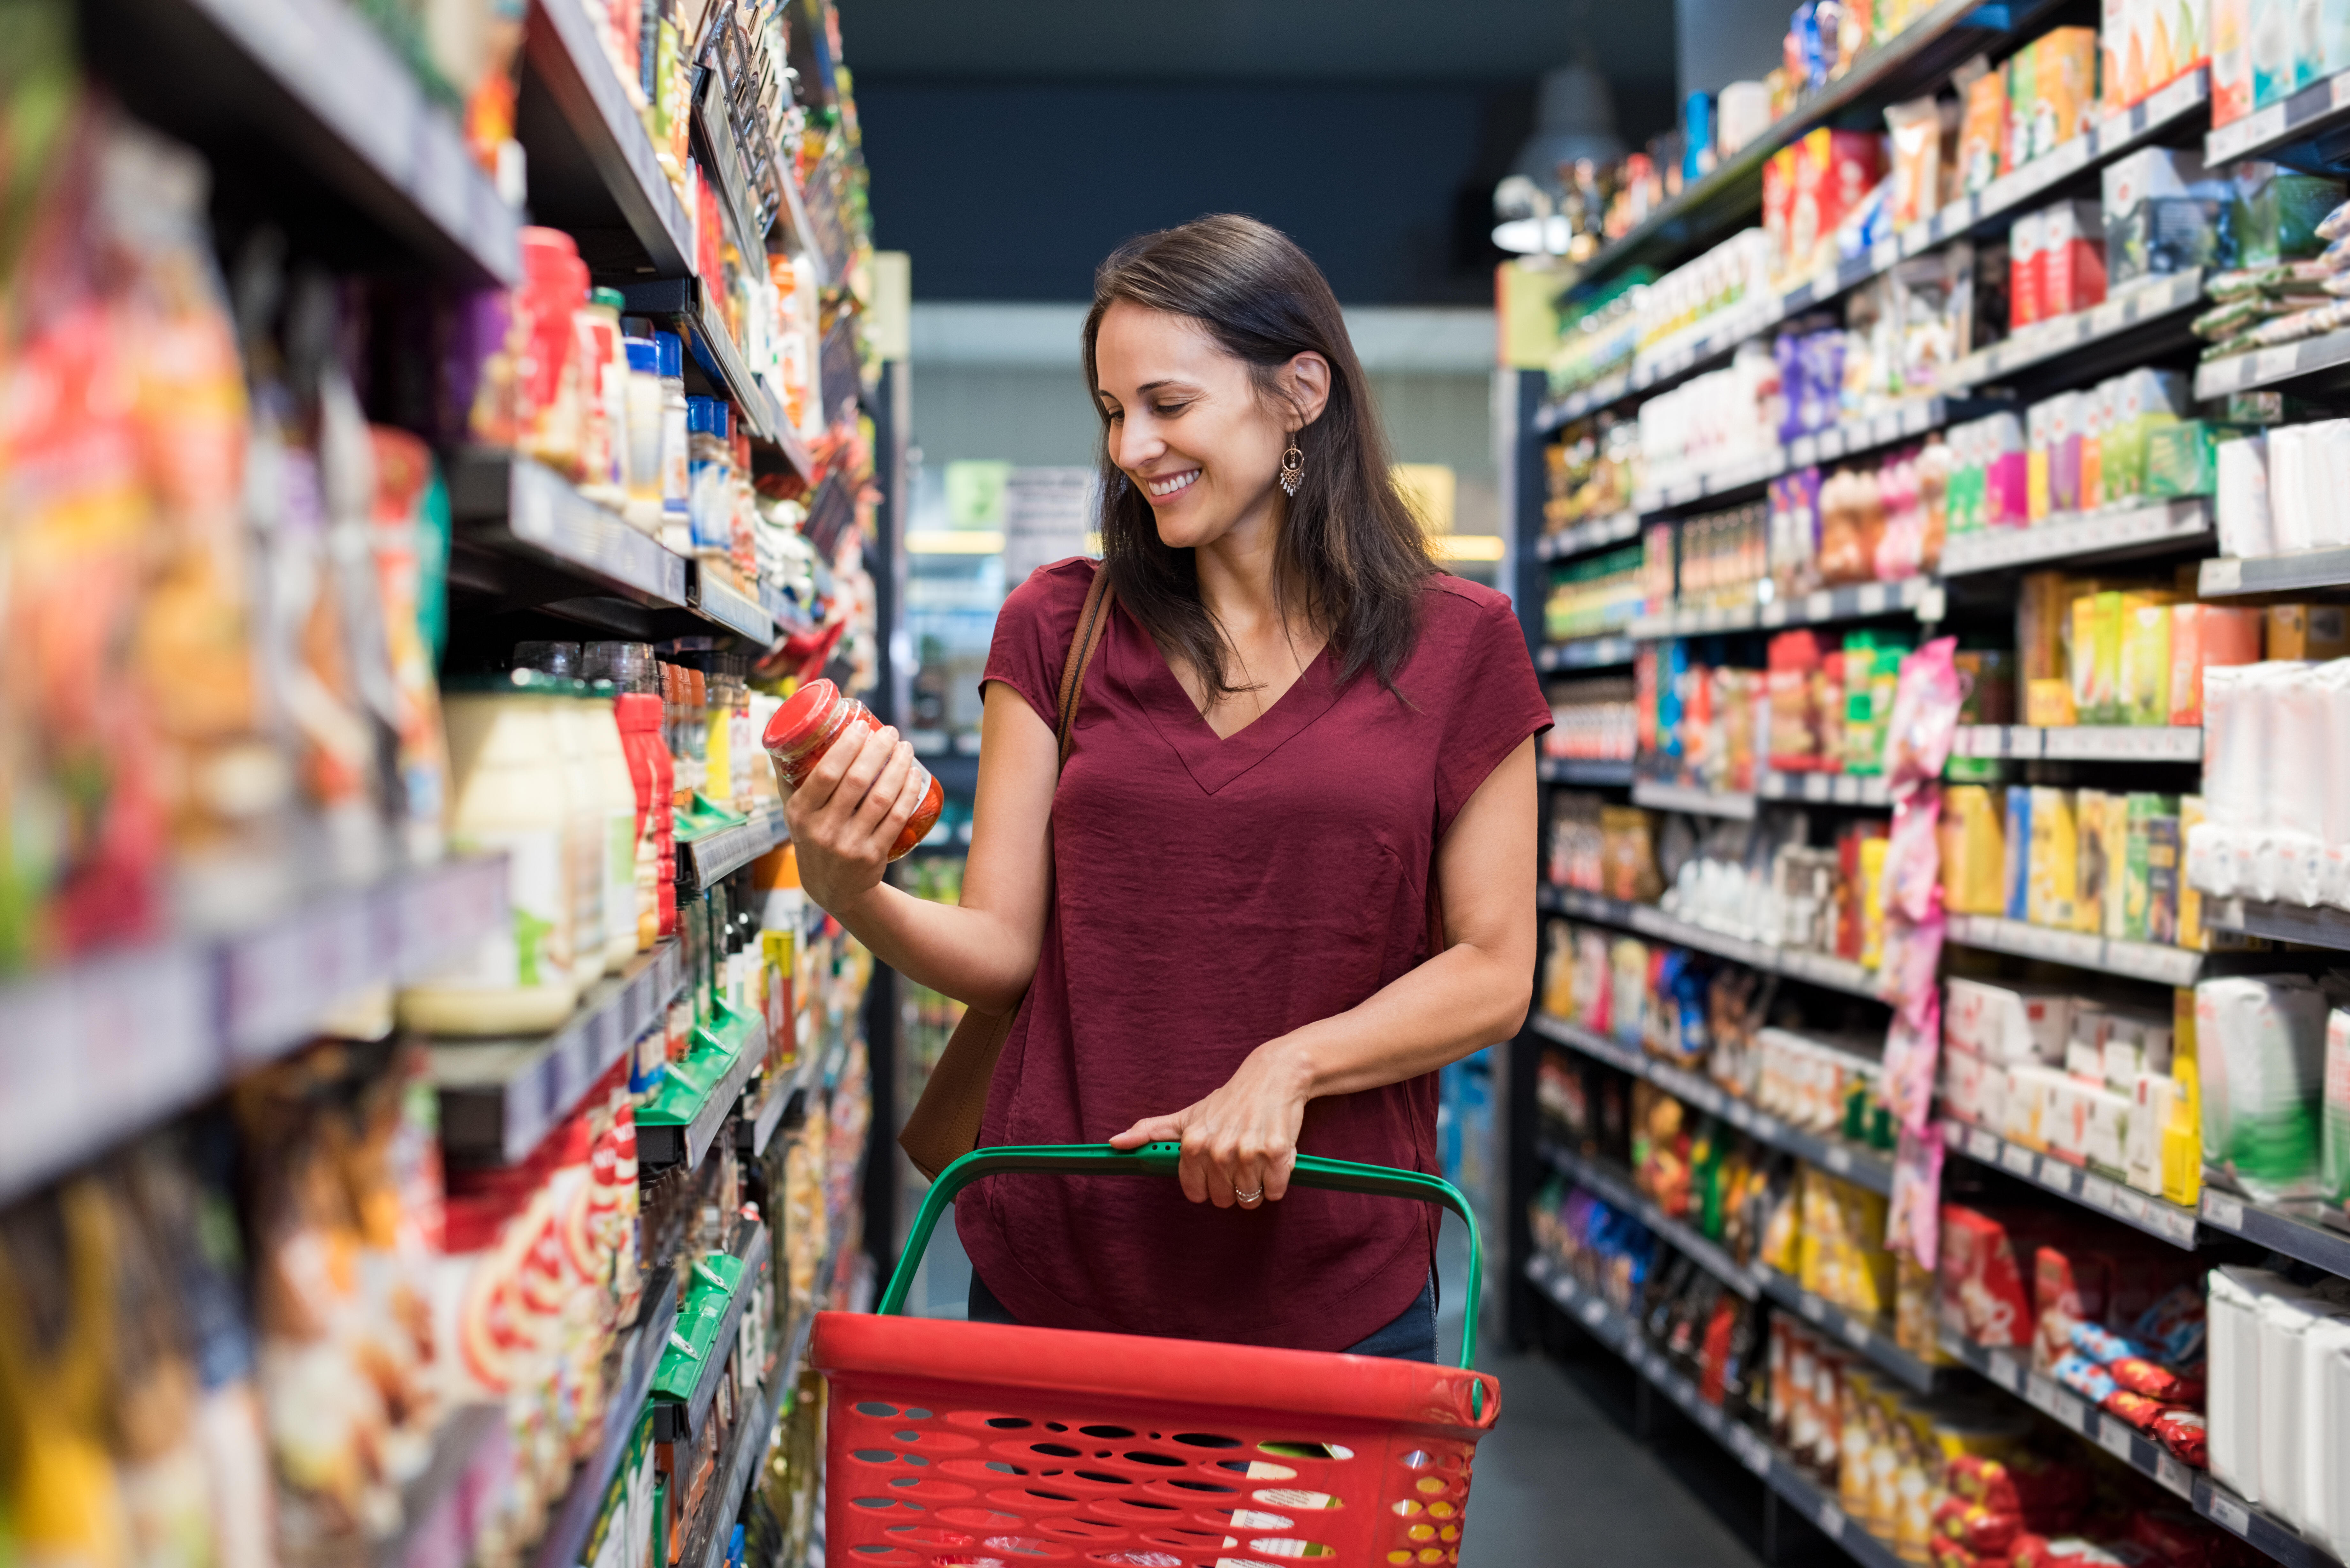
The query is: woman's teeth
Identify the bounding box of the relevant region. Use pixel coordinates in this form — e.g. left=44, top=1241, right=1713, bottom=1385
left=1148, top=470, right=1199, bottom=498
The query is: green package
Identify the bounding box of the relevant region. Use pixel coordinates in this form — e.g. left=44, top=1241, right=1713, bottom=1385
left=2125, top=793, right=2181, bottom=945
left=2324, top=1007, right=2350, bottom=1204
left=2145, top=421, right=2220, bottom=498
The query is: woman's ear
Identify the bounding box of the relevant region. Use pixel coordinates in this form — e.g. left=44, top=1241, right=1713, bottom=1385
left=1287, top=351, right=1332, bottom=429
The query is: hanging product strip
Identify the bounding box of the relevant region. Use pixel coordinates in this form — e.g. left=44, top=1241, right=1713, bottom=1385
left=1515, top=0, right=2350, bottom=1563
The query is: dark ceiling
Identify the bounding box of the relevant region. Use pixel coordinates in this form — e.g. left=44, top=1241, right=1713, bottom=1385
left=834, top=0, right=1674, bottom=86
left=838, top=1, right=1680, bottom=305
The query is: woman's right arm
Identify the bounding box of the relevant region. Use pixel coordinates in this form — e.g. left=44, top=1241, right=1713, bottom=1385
left=783, top=681, right=1058, bottom=1014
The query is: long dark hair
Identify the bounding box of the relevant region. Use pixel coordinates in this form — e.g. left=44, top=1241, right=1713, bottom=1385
left=1082, top=214, right=1436, bottom=698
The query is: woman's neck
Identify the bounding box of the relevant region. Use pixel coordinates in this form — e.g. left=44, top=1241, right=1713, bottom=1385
left=1195, top=491, right=1295, bottom=646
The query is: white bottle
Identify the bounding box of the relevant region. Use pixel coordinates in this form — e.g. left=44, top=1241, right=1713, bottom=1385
left=398, top=672, right=581, bottom=1035
left=546, top=682, right=610, bottom=980
left=582, top=680, right=647, bottom=971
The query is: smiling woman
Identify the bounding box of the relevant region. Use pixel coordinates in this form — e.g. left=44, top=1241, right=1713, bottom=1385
left=779, top=214, right=1550, bottom=1361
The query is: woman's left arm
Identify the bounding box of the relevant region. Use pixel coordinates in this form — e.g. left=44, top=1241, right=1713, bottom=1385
left=1110, top=735, right=1539, bottom=1207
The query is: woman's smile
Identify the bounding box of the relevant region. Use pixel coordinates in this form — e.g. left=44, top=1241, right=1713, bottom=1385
left=1143, top=467, right=1201, bottom=502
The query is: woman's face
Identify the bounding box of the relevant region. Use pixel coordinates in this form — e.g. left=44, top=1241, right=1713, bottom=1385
left=1092, top=300, right=1323, bottom=552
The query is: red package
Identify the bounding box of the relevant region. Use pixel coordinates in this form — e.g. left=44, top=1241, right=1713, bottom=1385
left=2035, top=1245, right=2110, bottom=1373
left=2108, top=1356, right=2202, bottom=1404
left=1937, top=1496, right=2026, bottom=1553
left=2126, top=1512, right=2216, bottom=1568
left=2151, top=1409, right=2207, bottom=1467
left=2102, top=1389, right=2177, bottom=1430
left=1943, top=1206, right=2063, bottom=1347
left=1949, top=1454, right=2022, bottom=1511
left=1764, top=147, right=1800, bottom=279
left=1934, top=1538, right=2014, bottom=1568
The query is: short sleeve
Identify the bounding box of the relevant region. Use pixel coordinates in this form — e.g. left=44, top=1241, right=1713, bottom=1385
left=1433, top=589, right=1553, bottom=834
left=980, top=556, right=1100, bottom=729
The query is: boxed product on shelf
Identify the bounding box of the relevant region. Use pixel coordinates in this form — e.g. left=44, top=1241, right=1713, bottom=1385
left=2189, top=659, right=2350, bottom=916
left=1546, top=796, right=1665, bottom=899
left=2013, top=203, right=2108, bottom=329
left=1545, top=413, right=1642, bottom=528
left=2205, top=1264, right=2350, bottom=1552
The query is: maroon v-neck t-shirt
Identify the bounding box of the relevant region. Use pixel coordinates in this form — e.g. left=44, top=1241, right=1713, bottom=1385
left=958, top=557, right=1552, bottom=1351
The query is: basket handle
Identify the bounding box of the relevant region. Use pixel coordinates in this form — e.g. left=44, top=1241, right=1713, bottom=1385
left=877, top=1141, right=1487, bottom=1377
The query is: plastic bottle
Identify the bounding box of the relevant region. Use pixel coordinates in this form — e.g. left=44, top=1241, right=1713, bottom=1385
left=584, top=641, right=664, bottom=953
left=702, top=655, right=734, bottom=815
left=399, top=670, right=582, bottom=1034
left=518, top=229, right=588, bottom=477
left=575, top=286, right=628, bottom=508
left=687, top=396, right=734, bottom=556
left=516, top=643, right=614, bottom=979
left=581, top=680, right=646, bottom=972
left=656, top=330, right=690, bottom=554
left=621, top=336, right=663, bottom=535
left=763, top=678, right=944, bottom=860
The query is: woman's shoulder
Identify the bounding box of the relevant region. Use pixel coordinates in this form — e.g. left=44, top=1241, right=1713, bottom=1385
left=997, top=555, right=1102, bottom=636
left=1414, top=572, right=1520, bottom=638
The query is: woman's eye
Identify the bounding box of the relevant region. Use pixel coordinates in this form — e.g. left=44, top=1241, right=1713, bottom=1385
left=1152, top=402, right=1188, bottom=418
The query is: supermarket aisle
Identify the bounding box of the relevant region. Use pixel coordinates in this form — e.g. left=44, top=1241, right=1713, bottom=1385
left=1460, top=1348, right=1766, bottom=1568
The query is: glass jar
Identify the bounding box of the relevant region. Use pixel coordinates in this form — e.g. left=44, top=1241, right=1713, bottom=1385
left=762, top=678, right=942, bottom=860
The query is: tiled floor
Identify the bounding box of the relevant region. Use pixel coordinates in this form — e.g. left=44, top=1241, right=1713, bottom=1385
left=1458, top=1346, right=1770, bottom=1568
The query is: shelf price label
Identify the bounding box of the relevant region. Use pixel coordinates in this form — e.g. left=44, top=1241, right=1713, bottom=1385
left=2098, top=1415, right=2137, bottom=1462
left=1817, top=1501, right=1848, bottom=1541
left=2208, top=1493, right=2252, bottom=1537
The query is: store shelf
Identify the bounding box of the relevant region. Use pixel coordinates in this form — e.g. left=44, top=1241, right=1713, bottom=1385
left=1526, top=1254, right=1919, bottom=1568
left=1540, top=1141, right=1758, bottom=1300
left=0, top=855, right=505, bottom=1207
left=2207, top=63, right=2350, bottom=170
left=2196, top=1478, right=2348, bottom=1568
left=375, top=1404, right=507, bottom=1568
left=451, top=450, right=691, bottom=609
left=1938, top=1118, right=2202, bottom=1247
left=691, top=562, right=777, bottom=644
left=522, top=0, right=695, bottom=274
left=1538, top=885, right=1894, bottom=1000
left=696, top=1375, right=785, bottom=1568
left=618, top=279, right=788, bottom=450
left=1943, top=913, right=2211, bottom=986
left=677, top=806, right=788, bottom=890
left=1536, top=72, right=2208, bottom=431
left=1950, top=725, right=2202, bottom=762
left=1540, top=758, right=1635, bottom=786
left=531, top=1265, right=683, bottom=1568
left=2196, top=1188, right=2350, bottom=1281
left=1939, top=499, right=2213, bottom=576
left=1755, top=1267, right=1946, bottom=1393
left=430, top=942, right=685, bottom=1169
left=1636, top=401, right=1952, bottom=516
left=692, top=62, right=769, bottom=266
left=1633, top=780, right=1758, bottom=818
left=1531, top=1014, right=1896, bottom=1196
left=1758, top=770, right=1895, bottom=807
left=106, top=0, right=519, bottom=286
left=1537, top=511, right=1642, bottom=561
left=1536, top=635, right=1637, bottom=671
left=636, top=1005, right=767, bottom=1168
left=1944, top=270, right=2206, bottom=391
left=1936, top=1330, right=2201, bottom=1501
left=2194, top=316, right=2350, bottom=399
left=738, top=1061, right=795, bottom=1157
left=2202, top=895, right=2350, bottom=950
left=1631, top=575, right=1934, bottom=640
left=654, top=1224, right=772, bottom=1440
left=2200, top=547, right=2350, bottom=597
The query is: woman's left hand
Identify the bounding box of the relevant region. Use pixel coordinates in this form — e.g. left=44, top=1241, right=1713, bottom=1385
left=1107, top=1041, right=1312, bottom=1210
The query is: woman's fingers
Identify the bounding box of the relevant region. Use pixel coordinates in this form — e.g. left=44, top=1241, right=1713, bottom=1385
left=1107, top=1114, right=1187, bottom=1150
left=833, top=726, right=898, bottom=820
left=865, top=744, right=929, bottom=855
left=852, top=737, right=914, bottom=842
left=1262, top=1145, right=1299, bottom=1204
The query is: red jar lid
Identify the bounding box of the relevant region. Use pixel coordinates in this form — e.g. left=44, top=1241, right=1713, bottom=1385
left=763, top=677, right=841, bottom=755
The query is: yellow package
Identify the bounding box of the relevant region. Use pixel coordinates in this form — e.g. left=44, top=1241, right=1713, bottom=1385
left=2099, top=791, right=2130, bottom=937
left=2031, top=27, right=2099, bottom=155
left=2118, top=597, right=2174, bottom=725
left=1939, top=785, right=2008, bottom=913
left=1839, top=1375, right=1880, bottom=1521
left=1542, top=921, right=1578, bottom=1019
left=2018, top=572, right=2071, bottom=686
left=2266, top=602, right=2350, bottom=660
left=2068, top=591, right=2126, bottom=723
left=2025, top=676, right=2079, bottom=726
left=2076, top=790, right=2112, bottom=934
left=1893, top=1254, right=1948, bottom=1362
left=1860, top=834, right=1891, bottom=970
left=2163, top=986, right=2202, bottom=1208
left=2028, top=786, right=2078, bottom=928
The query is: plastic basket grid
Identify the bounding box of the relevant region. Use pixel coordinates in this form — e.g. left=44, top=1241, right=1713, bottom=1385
left=817, top=1319, right=1492, bottom=1568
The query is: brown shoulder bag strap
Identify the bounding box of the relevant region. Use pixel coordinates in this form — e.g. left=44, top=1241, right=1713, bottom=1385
left=1052, top=567, right=1116, bottom=764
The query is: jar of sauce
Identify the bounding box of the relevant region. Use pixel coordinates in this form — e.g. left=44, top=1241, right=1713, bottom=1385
left=762, top=679, right=942, bottom=859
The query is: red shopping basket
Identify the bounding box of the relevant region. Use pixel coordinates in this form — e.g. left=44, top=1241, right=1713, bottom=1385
left=808, top=1142, right=1501, bottom=1568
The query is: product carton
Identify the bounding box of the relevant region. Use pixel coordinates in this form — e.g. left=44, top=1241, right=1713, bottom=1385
left=2167, top=603, right=2265, bottom=725
left=2033, top=28, right=2102, bottom=155
left=2043, top=201, right=2109, bottom=315
left=2213, top=0, right=2255, bottom=122
left=2266, top=602, right=2350, bottom=659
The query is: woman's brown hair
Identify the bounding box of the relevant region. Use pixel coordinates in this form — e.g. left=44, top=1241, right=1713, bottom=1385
left=1082, top=214, right=1436, bottom=698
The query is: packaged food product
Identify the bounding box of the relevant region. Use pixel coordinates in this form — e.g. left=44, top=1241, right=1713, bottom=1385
left=1961, top=64, right=2013, bottom=191
left=763, top=679, right=943, bottom=860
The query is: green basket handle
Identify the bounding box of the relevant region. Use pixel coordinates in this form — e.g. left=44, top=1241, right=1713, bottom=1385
left=877, top=1141, right=1487, bottom=1379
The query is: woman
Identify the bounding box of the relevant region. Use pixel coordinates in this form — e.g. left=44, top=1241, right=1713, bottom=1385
left=783, top=214, right=1548, bottom=1361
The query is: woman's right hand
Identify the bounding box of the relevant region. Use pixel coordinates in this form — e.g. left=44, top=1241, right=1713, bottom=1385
left=782, top=722, right=929, bottom=915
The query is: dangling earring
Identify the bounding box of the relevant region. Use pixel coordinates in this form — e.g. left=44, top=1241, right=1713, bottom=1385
left=1278, top=434, right=1304, bottom=498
